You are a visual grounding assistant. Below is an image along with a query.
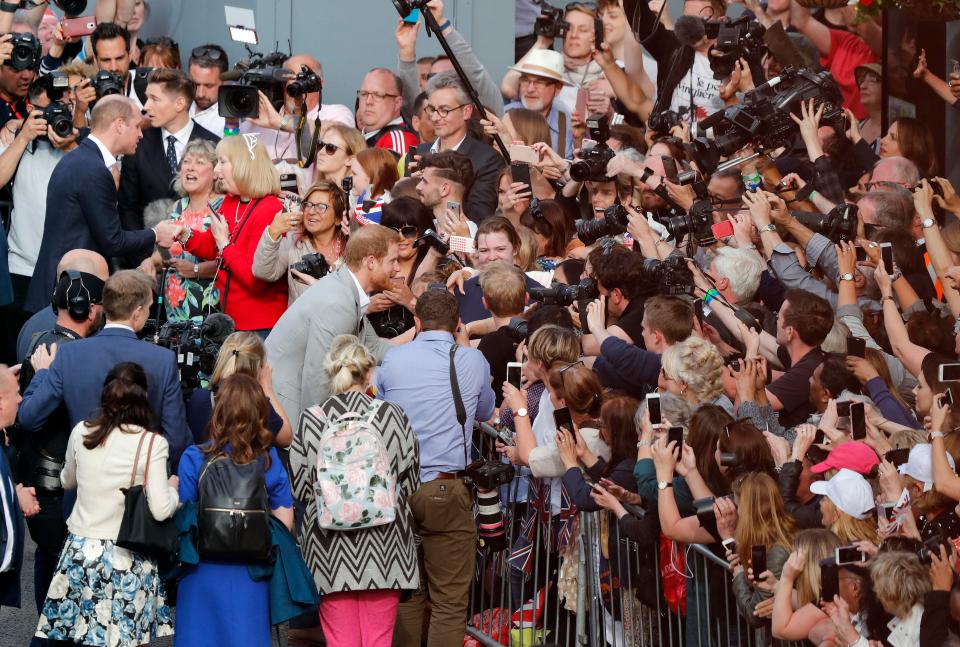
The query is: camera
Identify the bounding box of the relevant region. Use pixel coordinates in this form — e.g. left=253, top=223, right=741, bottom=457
left=575, top=203, right=629, bottom=245
left=686, top=68, right=846, bottom=173
left=219, top=51, right=289, bottom=119
left=569, top=115, right=614, bottom=183
left=286, top=65, right=321, bottom=98
left=534, top=4, right=568, bottom=39
left=640, top=251, right=696, bottom=296
left=6, top=32, right=40, bottom=72
left=529, top=277, right=599, bottom=307
left=153, top=313, right=235, bottom=392
left=659, top=197, right=716, bottom=247
left=413, top=229, right=450, bottom=256
left=289, top=252, right=330, bottom=280
left=50, top=0, right=87, bottom=16
left=707, top=16, right=766, bottom=80
left=42, top=103, right=73, bottom=138
left=504, top=316, right=528, bottom=343
left=92, top=70, right=124, bottom=100
left=465, top=459, right=515, bottom=491
left=42, top=70, right=69, bottom=101
left=794, top=203, right=858, bottom=243
left=647, top=109, right=682, bottom=134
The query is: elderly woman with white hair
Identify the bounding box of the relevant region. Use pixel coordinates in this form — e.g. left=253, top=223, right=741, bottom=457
left=659, top=335, right=734, bottom=414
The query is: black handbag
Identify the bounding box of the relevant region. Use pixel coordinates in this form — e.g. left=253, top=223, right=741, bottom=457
left=116, top=431, right=178, bottom=559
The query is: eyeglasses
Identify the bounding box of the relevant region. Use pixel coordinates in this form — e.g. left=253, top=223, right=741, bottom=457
left=558, top=360, right=584, bottom=376
left=388, top=225, right=420, bottom=240
left=357, top=90, right=400, bottom=102
left=191, top=46, right=225, bottom=62
left=424, top=104, right=469, bottom=119
left=302, top=201, right=330, bottom=213
left=519, top=76, right=555, bottom=89
left=318, top=141, right=342, bottom=156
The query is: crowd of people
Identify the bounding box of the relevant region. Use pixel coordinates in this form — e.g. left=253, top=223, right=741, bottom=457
left=0, top=0, right=957, bottom=646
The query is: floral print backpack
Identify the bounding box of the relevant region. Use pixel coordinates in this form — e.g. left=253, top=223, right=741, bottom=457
left=312, top=401, right=397, bottom=530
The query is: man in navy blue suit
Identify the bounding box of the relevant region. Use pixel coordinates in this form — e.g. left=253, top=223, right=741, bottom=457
left=0, top=364, right=33, bottom=609
left=18, top=270, right=191, bottom=464
left=25, top=95, right=184, bottom=313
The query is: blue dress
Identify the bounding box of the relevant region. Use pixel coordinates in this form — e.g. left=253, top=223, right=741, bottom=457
left=174, top=445, right=293, bottom=647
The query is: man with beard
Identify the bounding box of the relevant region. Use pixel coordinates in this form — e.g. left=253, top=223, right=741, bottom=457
left=504, top=49, right=574, bottom=157
left=13, top=251, right=107, bottom=621
left=188, top=43, right=228, bottom=136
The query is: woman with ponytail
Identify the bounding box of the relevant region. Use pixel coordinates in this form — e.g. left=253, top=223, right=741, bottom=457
left=289, top=335, right=420, bottom=646
left=185, top=331, right=292, bottom=447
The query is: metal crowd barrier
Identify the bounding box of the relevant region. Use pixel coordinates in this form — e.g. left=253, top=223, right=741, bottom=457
left=464, top=483, right=807, bottom=647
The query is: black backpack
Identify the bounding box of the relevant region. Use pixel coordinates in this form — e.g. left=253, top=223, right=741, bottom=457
left=197, top=455, right=271, bottom=563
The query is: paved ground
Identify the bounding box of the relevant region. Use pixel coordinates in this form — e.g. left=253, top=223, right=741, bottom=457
left=0, top=539, right=291, bottom=647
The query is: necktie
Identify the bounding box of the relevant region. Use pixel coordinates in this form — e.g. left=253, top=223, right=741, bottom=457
left=165, top=134, right=178, bottom=174
left=110, top=163, right=121, bottom=191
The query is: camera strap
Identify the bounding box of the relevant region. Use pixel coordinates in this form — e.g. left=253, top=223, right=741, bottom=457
left=448, top=343, right=469, bottom=471
left=295, top=98, right=321, bottom=169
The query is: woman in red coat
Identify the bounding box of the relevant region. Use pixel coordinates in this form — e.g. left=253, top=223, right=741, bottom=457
left=171, top=134, right=289, bottom=334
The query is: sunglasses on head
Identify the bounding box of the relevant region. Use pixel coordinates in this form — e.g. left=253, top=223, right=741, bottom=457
left=191, top=46, right=224, bottom=61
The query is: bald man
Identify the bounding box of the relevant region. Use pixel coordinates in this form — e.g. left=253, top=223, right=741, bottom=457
left=25, top=96, right=182, bottom=313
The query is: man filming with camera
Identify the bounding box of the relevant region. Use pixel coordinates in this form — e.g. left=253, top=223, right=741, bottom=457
left=375, top=287, right=495, bottom=647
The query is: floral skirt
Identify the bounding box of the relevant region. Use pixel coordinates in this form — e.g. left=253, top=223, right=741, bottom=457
left=35, top=533, right=174, bottom=647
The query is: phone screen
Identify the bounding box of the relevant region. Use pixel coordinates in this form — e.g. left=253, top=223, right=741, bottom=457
left=943, top=387, right=955, bottom=407
left=855, top=245, right=867, bottom=263
left=510, top=162, right=531, bottom=189
left=751, top=545, right=767, bottom=579
left=846, top=336, right=866, bottom=358
left=880, top=242, right=895, bottom=275
left=646, top=394, right=662, bottom=425
left=553, top=407, right=573, bottom=432
left=820, top=563, right=839, bottom=603
left=836, top=546, right=865, bottom=565
left=662, top=156, right=679, bottom=183
left=667, top=426, right=683, bottom=448
left=836, top=401, right=851, bottom=418
left=850, top=402, right=866, bottom=440
left=885, top=448, right=911, bottom=467
left=446, top=201, right=461, bottom=218
left=813, top=428, right=825, bottom=445
left=940, top=363, right=960, bottom=382
left=506, top=363, right=523, bottom=390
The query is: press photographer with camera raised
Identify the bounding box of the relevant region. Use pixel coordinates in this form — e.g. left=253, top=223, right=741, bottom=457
left=0, top=26, right=35, bottom=130
left=90, top=23, right=145, bottom=110
left=252, top=179, right=348, bottom=304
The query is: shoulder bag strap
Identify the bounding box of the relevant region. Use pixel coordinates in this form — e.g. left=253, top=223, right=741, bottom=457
left=448, top=344, right=468, bottom=469
left=140, top=433, right=158, bottom=496
left=129, top=431, right=149, bottom=488
left=557, top=110, right=567, bottom=157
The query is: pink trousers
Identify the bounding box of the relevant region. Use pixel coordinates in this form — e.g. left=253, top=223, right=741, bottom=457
left=319, top=589, right=402, bottom=647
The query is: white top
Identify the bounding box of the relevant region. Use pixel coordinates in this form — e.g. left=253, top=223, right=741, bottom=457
left=668, top=51, right=725, bottom=124
left=239, top=102, right=355, bottom=163
left=1, top=139, right=67, bottom=277
left=61, top=423, right=179, bottom=541
left=160, top=119, right=194, bottom=165
left=190, top=102, right=225, bottom=137
left=430, top=133, right=468, bottom=154
left=86, top=134, right=117, bottom=168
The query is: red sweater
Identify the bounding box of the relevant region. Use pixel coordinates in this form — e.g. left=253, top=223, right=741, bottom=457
left=185, top=194, right=288, bottom=330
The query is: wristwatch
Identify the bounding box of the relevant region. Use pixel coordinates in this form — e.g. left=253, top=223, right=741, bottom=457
left=193, top=263, right=200, bottom=277
left=931, top=431, right=945, bottom=440
left=921, top=217, right=936, bottom=229
left=758, top=223, right=777, bottom=234
left=838, top=272, right=855, bottom=282
left=657, top=480, right=672, bottom=490
left=515, top=407, right=528, bottom=418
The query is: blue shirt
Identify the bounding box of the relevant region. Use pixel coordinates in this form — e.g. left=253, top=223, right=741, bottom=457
left=375, top=330, right=495, bottom=483
left=504, top=101, right=575, bottom=158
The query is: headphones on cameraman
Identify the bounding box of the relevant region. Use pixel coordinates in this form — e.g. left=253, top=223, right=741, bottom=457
left=52, top=270, right=104, bottom=322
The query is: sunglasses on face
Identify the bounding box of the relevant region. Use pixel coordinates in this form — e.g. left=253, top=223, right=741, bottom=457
left=319, top=141, right=342, bottom=156
left=388, top=225, right=420, bottom=240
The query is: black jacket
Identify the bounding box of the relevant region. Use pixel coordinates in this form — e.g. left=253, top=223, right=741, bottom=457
left=414, top=136, right=505, bottom=224
left=778, top=460, right=823, bottom=528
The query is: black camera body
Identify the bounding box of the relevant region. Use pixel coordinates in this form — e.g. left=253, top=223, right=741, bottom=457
left=534, top=5, right=568, bottom=39
left=794, top=203, right=858, bottom=243
left=465, top=459, right=515, bottom=491
left=569, top=115, right=614, bottom=183
left=42, top=103, right=73, bottom=138
left=287, top=65, right=321, bottom=98
left=575, top=203, right=629, bottom=245
left=647, top=109, right=683, bottom=134
left=92, top=70, right=125, bottom=100
left=153, top=313, right=235, bottom=392
left=708, top=16, right=766, bottom=80
left=529, top=277, right=599, bottom=307
left=413, top=229, right=450, bottom=255
left=289, top=252, right=331, bottom=280
left=50, top=0, right=87, bottom=16
left=641, top=251, right=696, bottom=297
left=219, top=51, right=289, bottom=120
left=6, top=32, right=40, bottom=72
left=504, top=316, right=528, bottom=343
left=43, top=70, right=70, bottom=102
left=660, top=197, right=716, bottom=248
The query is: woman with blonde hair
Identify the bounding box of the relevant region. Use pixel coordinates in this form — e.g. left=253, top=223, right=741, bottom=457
left=290, top=335, right=419, bottom=646
left=169, top=135, right=288, bottom=333
left=771, top=529, right=842, bottom=641
left=660, top=335, right=733, bottom=414
left=253, top=179, right=350, bottom=303
left=185, top=331, right=291, bottom=446
left=315, top=124, right=366, bottom=188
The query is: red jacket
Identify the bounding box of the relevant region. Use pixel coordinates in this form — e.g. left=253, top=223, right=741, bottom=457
left=185, top=194, right=288, bottom=330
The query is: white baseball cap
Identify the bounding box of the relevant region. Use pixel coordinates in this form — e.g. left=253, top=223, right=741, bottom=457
left=810, top=468, right=874, bottom=520
left=899, top=443, right=956, bottom=492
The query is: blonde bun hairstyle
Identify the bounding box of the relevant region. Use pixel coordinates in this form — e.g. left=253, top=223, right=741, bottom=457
left=324, top=335, right=376, bottom=395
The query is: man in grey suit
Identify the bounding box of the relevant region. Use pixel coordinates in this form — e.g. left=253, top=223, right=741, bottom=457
left=265, top=224, right=400, bottom=421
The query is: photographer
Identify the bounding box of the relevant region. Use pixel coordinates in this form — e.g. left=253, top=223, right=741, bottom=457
left=580, top=243, right=646, bottom=355
left=90, top=23, right=144, bottom=110
left=0, top=25, right=34, bottom=129
left=252, top=179, right=348, bottom=304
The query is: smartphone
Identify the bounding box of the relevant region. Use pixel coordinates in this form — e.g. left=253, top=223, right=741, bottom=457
left=510, top=162, right=531, bottom=190
left=594, top=17, right=604, bottom=49
left=646, top=393, right=662, bottom=426
left=846, top=336, right=866, bottom=359
left=885, top=448, right=911, bottom=467
left=61, top=16, right=97, bottom=38
left=835, top=545, right=866, bottom=566
left=919, top=532, right=951, bottom=564
left=402, top=7, right=421, bottom=23
left=850, top=401, right=866, bottom=440
left=939, top=363, right=960, bottom=382
left=711, top=220, right=735, bottom=240
left=820, top=562, right=839, bottom=603
left=693, top=496, right=717, bottom=527
left=667, top=426, right=683, bottom=448
left=446, top=200, right=461, bottom=219
left=341, top=176, right=353, bottom=194
left=662, top=156, right=679, bottom=184
left=575, top=88, right=588, bottom=121
left=880, top=242, right=895, bottom=275
left=836, top=401, right=851, bottom=418
left=506, top=362, right=523, bottom=390
left=877, top=501, right=898, bottom=523
left=553, top=406, right=573, bottom=432
left=942, top=387, right=955, bottom=408
left=508, top=144, right=539, bottom=165
left=806, top=445, right=830, bottom=466
left=813, top=428, right=825, bottom=445
left=855, top=245, right=868, bottom=263
left=282, top=191, right=302, bottom=213
left=751, top=545, right=767, bottom=580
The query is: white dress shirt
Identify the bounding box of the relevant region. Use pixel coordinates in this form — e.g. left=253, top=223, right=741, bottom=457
left=160, top=120, right=194, bottom=165
left=86, top=134, right=117, bottom=168
left=190, top=102, right=225, bottom=137
left=346, top=267, right=371, bottom=313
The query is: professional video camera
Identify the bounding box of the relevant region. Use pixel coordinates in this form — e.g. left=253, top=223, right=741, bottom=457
left=706, top=15, right=766, bottom=80
left=218, top=50, right=289, bottom=120
left=154, top=313, right=235, bottom=391
left=39, top=72, right=73, bottom=138
left=686, top=67, right=846, bottom=173
left=289, top=252, right=330, bottom=280
left=575, top=204, right=629, bottom=246
left=5, top=32, right=40, bottom=72
left=533, top=4, right=568, bottom=39
left=92, top=70, right=124, bottom=100
left=286, top=65, right=321, bottom=98
left=569, top=115, right=615, bottom=183
left=794, top=203, right=858, bottom=243
left=529, top=277, right=599, bottom=307
left=640, top=251, right=696, bottom=296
